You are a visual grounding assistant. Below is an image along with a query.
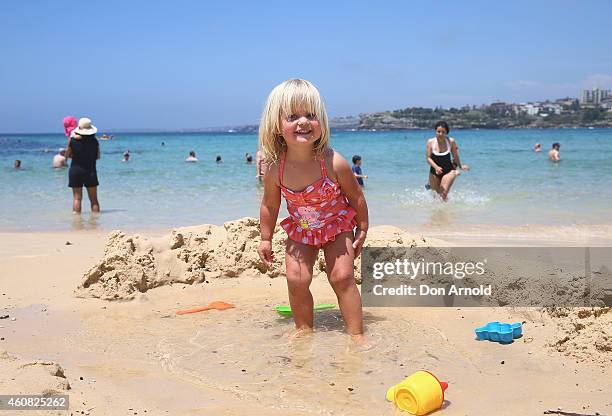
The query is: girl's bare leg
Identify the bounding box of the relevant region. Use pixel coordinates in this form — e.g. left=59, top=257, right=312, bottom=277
left=285, top=238, right=319, bottom=332
left=86, top=186, right=100, bottom=212
left=323, top=231, right=363, bottom=335
left=72, top=187, right=83, bottom=213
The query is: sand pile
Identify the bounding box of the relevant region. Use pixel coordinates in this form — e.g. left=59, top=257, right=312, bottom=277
left=545, top=307, right=612, bottom=367
left=493, top=258, right=612, bottom=308
left=488, top=273, right=608, bottom=308
left=76, top=218, right=275, bottom=300
left=0, top=351, right=70, bottom=395
left=76, top=218, right=436, bottom=300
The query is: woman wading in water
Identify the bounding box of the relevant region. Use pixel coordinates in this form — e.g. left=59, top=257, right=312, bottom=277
left=426, top=121, right=469, bottom=201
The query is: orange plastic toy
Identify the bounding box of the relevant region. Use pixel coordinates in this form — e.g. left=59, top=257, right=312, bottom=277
left=176, top=301, right=235, bottom=315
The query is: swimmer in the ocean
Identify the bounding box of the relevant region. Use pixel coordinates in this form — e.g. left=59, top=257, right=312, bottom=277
left=548, top=142, right=560, bottom=162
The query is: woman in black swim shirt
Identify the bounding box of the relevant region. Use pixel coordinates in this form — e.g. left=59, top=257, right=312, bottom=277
left=426, top=121, right=469, bottom=201
left=65, top=117, right=101, bottom=213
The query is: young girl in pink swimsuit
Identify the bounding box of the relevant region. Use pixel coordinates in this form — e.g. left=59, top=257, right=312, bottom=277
left=257, top=79, right=369, bottom=339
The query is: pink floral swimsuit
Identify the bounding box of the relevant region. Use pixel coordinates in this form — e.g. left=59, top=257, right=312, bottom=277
left=279, top=156, right=357, bottom=247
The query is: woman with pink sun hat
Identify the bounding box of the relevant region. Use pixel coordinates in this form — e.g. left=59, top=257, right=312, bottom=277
left=63, top=116, right=78, bottom=138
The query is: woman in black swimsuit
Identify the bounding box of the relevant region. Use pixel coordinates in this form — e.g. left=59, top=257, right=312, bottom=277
left=65, top=118, right=100, bottom=213
left=426, top=121, right=469, bottom=201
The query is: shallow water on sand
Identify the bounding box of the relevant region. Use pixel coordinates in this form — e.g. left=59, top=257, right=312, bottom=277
left=155, top=303, right=472, bottom=415
left=30, top=274, right=609, bottom=416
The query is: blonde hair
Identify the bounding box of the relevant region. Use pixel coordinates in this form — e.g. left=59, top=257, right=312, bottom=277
left=258, top=79, right=330, bottom=163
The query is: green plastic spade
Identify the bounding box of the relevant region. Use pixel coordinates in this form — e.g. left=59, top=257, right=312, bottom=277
left=275, top=303, right=336, bottom=317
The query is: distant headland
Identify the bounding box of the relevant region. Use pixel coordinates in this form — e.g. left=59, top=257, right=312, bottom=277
left=5, top=91, right=611, bottom=136
left=205, top=90, right=612, bottom=132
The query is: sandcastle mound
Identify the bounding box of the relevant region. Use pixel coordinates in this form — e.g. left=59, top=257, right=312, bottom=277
left=76, top=218, right=435, bottom=300
left=76, top=218, right=279, bottom=300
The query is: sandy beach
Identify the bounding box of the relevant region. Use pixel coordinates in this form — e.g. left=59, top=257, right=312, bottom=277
left=3, top=1, right=612, bottom=414
left=1, top=220, right=610, bottom=416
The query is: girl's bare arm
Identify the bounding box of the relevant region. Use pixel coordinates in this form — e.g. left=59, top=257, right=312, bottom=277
left=259, top=163, right=281, bottom=241
left=332, top=151, right=369, bottom=256
left=258, top=164, right=281, bottom=266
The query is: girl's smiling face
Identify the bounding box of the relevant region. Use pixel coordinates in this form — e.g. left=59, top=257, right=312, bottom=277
left=281, top=108, right=322, bottom=147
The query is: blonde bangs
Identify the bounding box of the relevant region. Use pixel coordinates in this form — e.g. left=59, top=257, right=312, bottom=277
left=258, top=79, right=330, bottom=162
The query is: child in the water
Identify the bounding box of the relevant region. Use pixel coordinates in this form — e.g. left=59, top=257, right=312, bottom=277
left=257, top=79, right=369, bottom=340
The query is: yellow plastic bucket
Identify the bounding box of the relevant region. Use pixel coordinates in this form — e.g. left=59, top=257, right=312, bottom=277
left=386, top=370, right=448, bottom=415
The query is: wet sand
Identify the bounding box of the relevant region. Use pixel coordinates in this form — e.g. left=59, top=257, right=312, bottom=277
left=0, top=226, right=610, bottom=415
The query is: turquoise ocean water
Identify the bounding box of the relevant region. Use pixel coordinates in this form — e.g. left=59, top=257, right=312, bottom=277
left=1, top=129, right=611, bottom=232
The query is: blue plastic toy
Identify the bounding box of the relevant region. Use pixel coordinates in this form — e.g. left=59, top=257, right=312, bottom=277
left=474, top=321, right=522, bottom=343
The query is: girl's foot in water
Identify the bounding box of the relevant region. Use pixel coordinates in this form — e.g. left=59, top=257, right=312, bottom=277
left=350, top=333, right=377, bottom=351
left=283, top=326, right=314, bottom=339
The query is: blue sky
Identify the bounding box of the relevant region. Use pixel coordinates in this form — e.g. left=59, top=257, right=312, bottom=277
left=1, top=0, right=611, bottom=133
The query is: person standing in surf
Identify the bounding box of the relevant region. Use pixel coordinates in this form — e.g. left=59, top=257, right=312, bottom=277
left=426, top=121, right=469, bottom=201
left=65, top=117, right=101, bottom=213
